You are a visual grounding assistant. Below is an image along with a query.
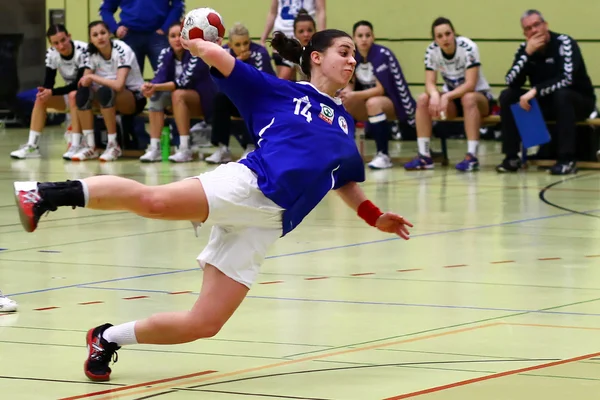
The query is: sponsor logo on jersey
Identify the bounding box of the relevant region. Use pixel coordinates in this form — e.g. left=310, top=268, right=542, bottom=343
left=338, top=116, right=348, bottom=134
left=319, top=103, right=334, bottom=124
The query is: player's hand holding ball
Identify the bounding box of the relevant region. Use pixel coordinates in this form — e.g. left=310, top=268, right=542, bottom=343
left=180, top=8, right=226, bottom=56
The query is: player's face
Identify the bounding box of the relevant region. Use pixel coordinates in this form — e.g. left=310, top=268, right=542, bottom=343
left=90, top=24, right=111, bottom=50
left=168, top=25, right=183, bottom=51
left=49, top=32, right=72, bottom=57
left=434, top=24, right=455, bottom=53
left=521, top=14, right=548, bottom=39
left=294, top=21, right=315, bottom=47
left=229, top=34, right=251, bottom=59
left=353, top=25, right=374, bottom=53
left=319, top=37, right=356, bottom=87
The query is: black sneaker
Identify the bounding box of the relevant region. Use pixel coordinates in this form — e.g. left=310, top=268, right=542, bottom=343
left=13, top=181, right=57, bottom=232
left=549, top=161, right=577, bottom=175
left=496, top=157, right=522, bottom=173
left=84, top=323, right=120, bottom=381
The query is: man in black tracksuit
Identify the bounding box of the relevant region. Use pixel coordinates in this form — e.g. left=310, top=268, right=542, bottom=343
left=497, top=10, right=596, bottom=175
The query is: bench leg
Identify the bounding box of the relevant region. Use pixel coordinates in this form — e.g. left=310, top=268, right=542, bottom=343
left=440, top=137, right=449, bottom=166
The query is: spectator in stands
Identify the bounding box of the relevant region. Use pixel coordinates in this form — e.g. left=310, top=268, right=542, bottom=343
left=260, top=0, right=326, bottom=80
left=340, top=20, right=416, bottom=169
left=10, top=25, right=87, bottom=160
left=99, top=0, right=184, bottom=74
left=139, top=21, right=194, bottom=162
left=497, top=9, right=596, bottom=175
left=404, top=17, right=493, bottom=172
left=205, top=23, right=276, bottom=164
left=71, top=21, right=146, bottom=162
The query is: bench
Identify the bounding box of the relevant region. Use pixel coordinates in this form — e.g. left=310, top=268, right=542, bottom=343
left=424, top=115, right=600, bottom=169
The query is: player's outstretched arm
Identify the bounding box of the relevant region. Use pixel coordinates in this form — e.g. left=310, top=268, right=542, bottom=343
left=335, top=182, right=412, bottom=240
left=181, top=38, right=235, bottom=78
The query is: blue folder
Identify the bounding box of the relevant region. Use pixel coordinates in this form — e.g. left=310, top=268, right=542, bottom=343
left=510, top=99, right=551, bottom=149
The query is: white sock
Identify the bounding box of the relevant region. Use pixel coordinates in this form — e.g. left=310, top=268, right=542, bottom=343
left=83, top=129, right=95, bottom=148
left=77, top=179, right=90, bottom=207
left=28, top=130, right=41, bottom=146
left=417, top=137, right=431, bottom=157
left=102, top=321, right=138, bottom=346
left=468, top=140, right=479, bottom=156
left=179, top=135, right=190, bottom=150
left=150, top=138, right=160, bottom=149
left=107, top=133, right=118, bottom=145
left=71, top=133, right=82, bottom=148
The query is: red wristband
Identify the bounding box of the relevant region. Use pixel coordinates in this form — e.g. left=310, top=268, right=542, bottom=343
left=357, top=200, right=383, bottom=227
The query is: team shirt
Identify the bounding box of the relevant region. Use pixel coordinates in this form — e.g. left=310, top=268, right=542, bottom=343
left=273, top=0, right=317, bottom=38
left=212, top=60, right=365, bottom=236
left=83, top=39, right=144, bottom=92
left=424, top=36, right=490, bottom=93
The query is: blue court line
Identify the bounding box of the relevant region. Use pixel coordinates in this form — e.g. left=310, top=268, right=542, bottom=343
left=76, top=285, right=600, bottom=317
left=4, top=208, right=598, bottom=298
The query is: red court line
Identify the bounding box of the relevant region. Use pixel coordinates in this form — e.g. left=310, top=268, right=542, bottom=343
left=259, top=280, right=284, bottom=285
left=59, top=370, right=217, bottom=400
left=383, top=350, right=600, bottom=399
left=443, top=264, right=467, bottom=268
left=585, top=255, right=600, bottom=258
left=490, top=260, right=515, bottom=264
left=34, top=306, right=59, bottom=311
left=79, top=301, right=104, bottom=305
left=538, top=257, right=561, bottom=261
left=305, top=277, right=330, bottom=280
left=123, top=296, right=148, bottom=300
left=169, top=291, right=192, bottom=295
left=351, top=272, right=375, bottom=276
left=397, top=269, right=421, bottom=272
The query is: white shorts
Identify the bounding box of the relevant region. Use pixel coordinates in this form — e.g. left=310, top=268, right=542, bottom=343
left=193, top=162, right=283, bottom=288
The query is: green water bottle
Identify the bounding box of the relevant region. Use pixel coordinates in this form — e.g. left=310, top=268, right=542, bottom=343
left=160, top=126, right=170, bottom=161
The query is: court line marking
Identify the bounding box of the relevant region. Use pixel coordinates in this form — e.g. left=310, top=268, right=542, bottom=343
left=382, top=320, right=600, bottom=399
left=62, top=323, right=500, bottom=400
left=382, top=350, right=600, bottom=399
left=6, top=208, right=600, bottom=298
left=58, top=370, right=217, bottom=400
left=75, top=286, right=600, bottom=318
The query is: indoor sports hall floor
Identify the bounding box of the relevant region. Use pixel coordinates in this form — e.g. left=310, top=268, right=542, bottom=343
left=1, top=126, right=600, bottom=400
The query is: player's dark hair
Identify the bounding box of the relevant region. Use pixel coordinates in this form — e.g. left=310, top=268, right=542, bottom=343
left=352, top=20, right=373, bottom=35
left=293, top=8, right=316, bottom=32
left=46, top=24, right=69, bottom=39
left=169, top=20, right=182, bottom=32
left=271, top=29, right=351, bottom=79
left=86, top=20, right=111, bottom=56
left=431, top=17, right=455, bottom=38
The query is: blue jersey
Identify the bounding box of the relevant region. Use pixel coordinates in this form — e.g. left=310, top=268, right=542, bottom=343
left=211, top=59, right=365, bottom=236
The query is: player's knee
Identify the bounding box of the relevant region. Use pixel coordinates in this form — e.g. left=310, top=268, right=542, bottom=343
left=416, top=93, right=430, bottom=109
left=97, top=86, right=116, bottom=109
left=171, top=89, right=186, bottom=105
left=461, top=92, right=478, bottom=109
left=76, top=87, right=93, bottom=110
left=138, top=189, right=168, bottom=218
left=185, top=317, right=224, bottom=340
left=365, top=97, right=383, bottom=115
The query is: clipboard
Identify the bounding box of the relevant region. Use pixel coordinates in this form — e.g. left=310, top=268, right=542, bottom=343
left=510, top=99, right=551, bottom=149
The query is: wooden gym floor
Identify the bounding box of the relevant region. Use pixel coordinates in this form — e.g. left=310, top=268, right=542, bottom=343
left=1, top=126, right=600, bottom=399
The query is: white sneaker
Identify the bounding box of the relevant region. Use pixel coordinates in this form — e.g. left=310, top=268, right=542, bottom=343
left=70, top=146, right=99, bottom=161
left=168, top=148, right=194, bottom=163
left=99, top=142, right=122, bottom=162
left=368, top=152, right=393, bottom=169
left=10, top=144, right=40, bottom=159
left=205, top=146, right=232, bottom=164
left=63, top=144, right=84, bottom=160
left=239, top=145, right=255, bottom=161
left=0, top=292, right=17, bottom=312
left=139, top=146, right=162, bottom=163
